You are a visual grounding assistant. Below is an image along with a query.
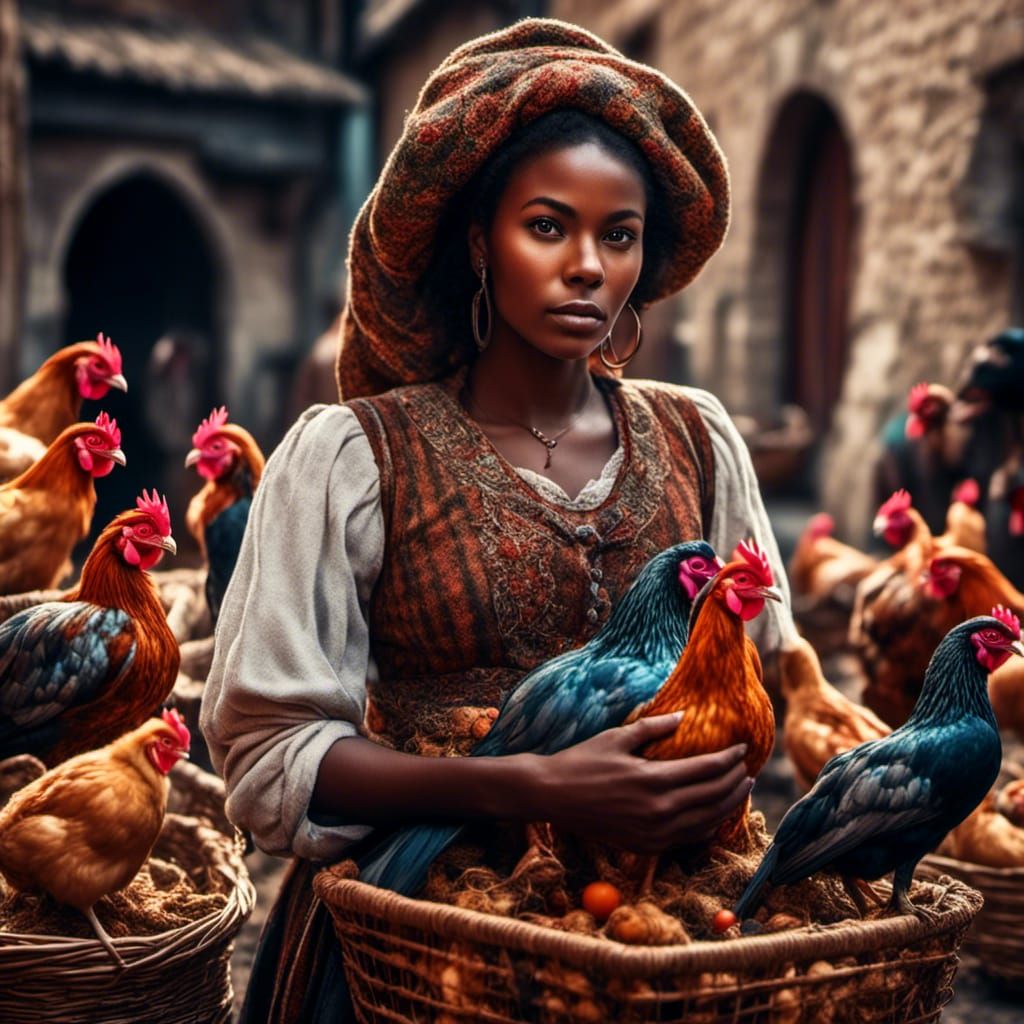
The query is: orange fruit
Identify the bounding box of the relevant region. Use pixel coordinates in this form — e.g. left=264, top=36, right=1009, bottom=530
left=581, top=881, right=622, bottom=921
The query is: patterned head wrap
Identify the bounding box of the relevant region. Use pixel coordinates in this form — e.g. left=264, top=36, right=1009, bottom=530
left=337, top=17, right=730, bottom=400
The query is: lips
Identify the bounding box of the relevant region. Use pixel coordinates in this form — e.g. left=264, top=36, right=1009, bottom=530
left=547, top=301, right=607, bottom=334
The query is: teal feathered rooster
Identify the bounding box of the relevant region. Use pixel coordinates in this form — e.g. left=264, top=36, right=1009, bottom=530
left=359, top=539, right=722, bottom=895
left=735, top=607, right=1021, bottom=923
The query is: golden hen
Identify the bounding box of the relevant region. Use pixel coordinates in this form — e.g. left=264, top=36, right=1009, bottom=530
left=779, top=636, right=890, bottom=793
left=0, top=709, right=190, bottom=967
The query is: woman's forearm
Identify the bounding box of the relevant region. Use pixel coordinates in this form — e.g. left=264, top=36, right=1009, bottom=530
left=310, top=735, right=543, bottom=826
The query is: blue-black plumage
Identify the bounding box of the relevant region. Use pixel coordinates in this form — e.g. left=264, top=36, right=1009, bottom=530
left=358, top=539, right=722, bottom=895
left=735, top=613, right=1021, bottom=921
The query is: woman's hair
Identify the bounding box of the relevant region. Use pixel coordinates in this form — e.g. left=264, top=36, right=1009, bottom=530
left=421, top=110, right=675, bottom=352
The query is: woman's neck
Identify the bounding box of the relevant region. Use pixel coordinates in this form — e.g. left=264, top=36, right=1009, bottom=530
left=465, top=332, right=595, bottom=428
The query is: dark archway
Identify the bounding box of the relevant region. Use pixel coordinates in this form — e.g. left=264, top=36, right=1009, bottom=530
left=749, top=92, right=855, bottom=435
left=62, top=174, right=221, bottom=560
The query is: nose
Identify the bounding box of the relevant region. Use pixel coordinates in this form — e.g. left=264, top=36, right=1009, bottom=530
left=563, top=234, right=604, bottom=289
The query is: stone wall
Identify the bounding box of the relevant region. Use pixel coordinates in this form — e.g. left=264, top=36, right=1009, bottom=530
left=551, top=0, right=1023, bottom=537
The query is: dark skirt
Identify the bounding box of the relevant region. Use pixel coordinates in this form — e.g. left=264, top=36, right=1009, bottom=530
left=239, top=858, right=357, bottom=1024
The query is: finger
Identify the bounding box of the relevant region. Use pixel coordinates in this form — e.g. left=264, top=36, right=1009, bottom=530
left=664, top=759, right=749, bottom=806
left=653, top=744, right=749, bottom=785
left=679, top=777, right=754, bottom=836
left=615, top=712, right=684, bottom=750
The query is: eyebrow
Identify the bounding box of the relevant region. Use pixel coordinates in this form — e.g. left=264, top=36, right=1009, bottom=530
left=520, top=196, right=644, bottom=222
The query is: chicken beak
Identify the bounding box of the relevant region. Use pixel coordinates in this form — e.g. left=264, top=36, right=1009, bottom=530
left=759, top=586, right=784, bottom=603
left=157, top=536, right=177, bottom=555
left=107, top=448, right=127, bottom=466
left=104, top=373, right=128, bottom=392
left=872, top=515, right=887, bottom=537
left=184, top=448, right=201, bottom=469
left=1011, top=641, right=1024, bottom=659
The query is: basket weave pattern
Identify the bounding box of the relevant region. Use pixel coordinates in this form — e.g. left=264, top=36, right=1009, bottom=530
left=0, top=811, right=255, bottom=1023
left=920, top=854, right=1024, bottom=984
left=315, top=868, right=981, bottom=1024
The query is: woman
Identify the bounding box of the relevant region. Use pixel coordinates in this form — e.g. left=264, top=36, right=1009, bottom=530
left=201, top=18, right=796, bottom=1022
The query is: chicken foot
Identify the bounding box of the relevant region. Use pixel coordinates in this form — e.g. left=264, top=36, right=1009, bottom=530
left=84, top=906, right=126, bottom=969
left=841, top=876, right=885, bottom=918
left=886, top=862, right=942, bottom=924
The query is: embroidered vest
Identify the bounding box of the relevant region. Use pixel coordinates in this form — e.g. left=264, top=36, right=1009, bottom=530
left=346, top=375, right=715, bottom=757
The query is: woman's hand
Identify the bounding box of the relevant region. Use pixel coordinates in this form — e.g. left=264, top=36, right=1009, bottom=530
left=517, top=712, right=753, bottom=854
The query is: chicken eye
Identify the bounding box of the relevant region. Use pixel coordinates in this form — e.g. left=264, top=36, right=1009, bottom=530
left=981, top=629, right=1002, bottom=643
left=689, top=559, right=706, bottom=572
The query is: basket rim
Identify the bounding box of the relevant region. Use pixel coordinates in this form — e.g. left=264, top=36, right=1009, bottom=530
left=922, top=852, right=1024, bottom=880
left=0, top=813, right=256, bottom=970
left=314, top=870, right=983, bottom=978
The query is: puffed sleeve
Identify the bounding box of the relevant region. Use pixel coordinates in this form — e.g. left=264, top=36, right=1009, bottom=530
left=199, top=404, right=384, bottom=860
left=682, top=387, right=800, bottom=653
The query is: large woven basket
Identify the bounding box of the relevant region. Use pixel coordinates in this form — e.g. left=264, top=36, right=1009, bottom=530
left=920, top=853, right=1024, bottom=986
left=314, top=868, right=981, bottom=1024
left=0, top=777, right=255, bottom=1023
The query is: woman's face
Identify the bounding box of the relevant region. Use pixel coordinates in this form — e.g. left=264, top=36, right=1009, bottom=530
left=470, top=141, right=647, bottom=362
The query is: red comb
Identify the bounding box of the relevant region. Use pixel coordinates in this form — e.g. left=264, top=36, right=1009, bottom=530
left=806, top=513, right=834, bottom=540
left=94, top=332, right=122, bottom=373
left=878, top=489, right=912, bottom=517
left=992, top=606, right=1022, bottom=638
left=736, top=539, right=774, bottom=586
left=136, top=489, right=171, bottom=536
left=161, top=707, right=191, bottom=750
left=907, top=382, right=930, bottom=413
left=192, top=406, right=230, bottom=449
left=952, top=479, right=980, bottom=507
left=93, top=411, right=121, bottom=447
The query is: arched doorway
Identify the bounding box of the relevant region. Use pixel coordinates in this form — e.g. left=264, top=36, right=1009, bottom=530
left=749, top=92, right=855, bottom=437
left=62, top=174, right=221, bottom=560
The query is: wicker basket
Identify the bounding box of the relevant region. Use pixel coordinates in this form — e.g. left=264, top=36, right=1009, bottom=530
left=0, top=798, right=255, bottom=1023
left=920, top=853, right=1024, bottom=986
left=314, top=868, right=981, bottom=1024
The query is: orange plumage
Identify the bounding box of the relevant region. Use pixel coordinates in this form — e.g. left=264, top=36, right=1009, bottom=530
left=789, top=513, right=878, bottom=611
left=0, top=414, right=125, bottom=594
left=779, top=636, right=890, bottom=793
left=0, top=336, right=126, bottom=483
left=628, top=542, right=778, bottom=843
left=47, top=498, right=181, bottom=765
left=0, top=710, right=190, bottom=966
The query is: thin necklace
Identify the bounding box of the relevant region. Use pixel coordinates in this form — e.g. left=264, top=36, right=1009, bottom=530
left=463, top=382, right=592, bottom=469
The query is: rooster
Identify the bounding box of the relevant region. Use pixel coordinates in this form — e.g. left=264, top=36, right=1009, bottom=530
left=0, top=708, right=190, bottom=967
left=357, top=540, right=723, bottom=895
left=789, top=513, right=878, bottom=613
left=735, top=609, right=1019, bottom=923
left=0, top=491, right=179, bottom=766
left=873, top=382, right=966, bottom=537
left=0, top=412, right=126, bottom=594
left=625, top=541, right=780, bottom=881
left=185, top=407, right=265, bottom=624
left=779, top=636, right=890, bottom=793
left=0, top=334, right=126, bottom=482
left=851, top=489, right=994, bottom=726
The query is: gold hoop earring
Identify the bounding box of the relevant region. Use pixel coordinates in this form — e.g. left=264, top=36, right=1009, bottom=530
left=471, top=260, right=492, bottom=350
left=600, top=303, right=642, bottom=370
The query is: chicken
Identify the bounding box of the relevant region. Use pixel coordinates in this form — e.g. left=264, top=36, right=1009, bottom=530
left=940, top=478, right=986, bottom=552
left=184, top=406, right=265, bottom=624
left=735, top=609, right=1019, bottom=923
left=0, top=334, right=126, bottom=482
left=788, top=513, right=878, bottom=612
left=939, top=781, right=1024, bottom=868
left=357, top=541, right=723, bottom=895
left=851, top=489, right=1003, bottom=726
left=779, top=636, right=890, bottom=793
left=0, top=491, right=180, bottom=766
left=873, top=382, right=967, bottom=537
left=0, top=412, right=126, bottom=595
left=628, top=540, right=780, bottom=853
left=0, top=708, right=190, bottom=967
left=988, top=654, right=1024, bottom=741
left=995, top=778, right=1024, bottom=828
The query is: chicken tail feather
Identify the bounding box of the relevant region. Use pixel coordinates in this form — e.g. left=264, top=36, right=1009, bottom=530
left=733, top=843, right=779, bottom=920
